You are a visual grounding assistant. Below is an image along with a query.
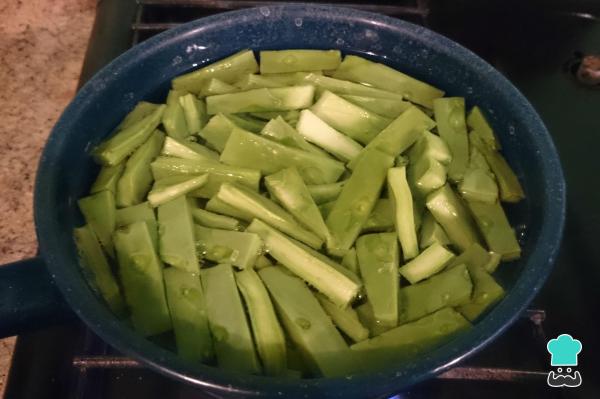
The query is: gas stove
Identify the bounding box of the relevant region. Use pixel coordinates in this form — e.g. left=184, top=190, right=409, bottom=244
left=4, top=1, right=599, bottom=398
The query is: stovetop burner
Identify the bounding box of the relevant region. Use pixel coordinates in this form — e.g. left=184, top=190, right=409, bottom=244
left=5, top=0, right=600, bottom=398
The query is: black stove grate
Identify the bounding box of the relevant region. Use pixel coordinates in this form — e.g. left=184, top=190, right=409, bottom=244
left=70, top=310, right=550, bottom=382
left=131, top=0, right=430, bottom=44
left=65, top=309, right=552, bottom=399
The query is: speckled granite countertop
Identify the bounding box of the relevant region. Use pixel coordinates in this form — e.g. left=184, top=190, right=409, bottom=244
left=0, top=0, right=96, bottom=394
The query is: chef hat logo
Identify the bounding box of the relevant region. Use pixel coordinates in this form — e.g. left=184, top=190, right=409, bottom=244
left=547, top=334, right=582, bottom=367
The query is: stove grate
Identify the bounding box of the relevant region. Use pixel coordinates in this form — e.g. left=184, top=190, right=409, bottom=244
left=131, top=0, right=430, bottom=44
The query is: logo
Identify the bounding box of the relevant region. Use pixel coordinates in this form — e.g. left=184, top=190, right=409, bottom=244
left=546, top=334, right=582, bottom=388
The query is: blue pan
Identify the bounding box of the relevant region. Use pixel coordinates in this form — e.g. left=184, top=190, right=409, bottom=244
left=0, top=4, right=565, bottom=398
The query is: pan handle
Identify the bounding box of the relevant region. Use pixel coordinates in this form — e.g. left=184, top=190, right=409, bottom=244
left=0, top=257, right=75, bottom=338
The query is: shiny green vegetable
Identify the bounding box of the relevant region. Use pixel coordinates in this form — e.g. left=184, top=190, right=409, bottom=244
left=467, top=200, right=521, bottom=261
left=399, top=242, right=455, bottom=284
left=333, top=55, right=444, bottom=108
left=78, top=190, right=116, bottom=258
left=348, top=106, right=435, bottom=169
left=161, top=136, right=219, bottom=161
left=265, top=167, right=330, bottom=242
left=341, top=95, right=412, bottom=118
left=162, top=97, right=189, bottom=139
left=433, top=97, right=469, bottom=182
left=388, top=166, right=419, bottom=260
left=166, top=89, right=187, bottom=105
left=356, top=233, right=399, bottom=327
left=250, top=110, right=300, bottom=124
left=150, top=156, right=261, bottom=197
left=467, top=106, right=501, bottom=150
left=468, top=141, right=491, bottom=171
left=202, top=263, right=261, bottom=373
left=355, top=301, right=393, bottom=337
left=356, top=304, right=392, bottom=337
left=194, top=225, right=263, bottom=269
left=113, top=221, right=171, bottom=336
left=260, top=116, right=327, bottom=156
left=310, top=91, right=391, bottom=145
left=115, top=202, right=158, bottom=250
left=484, top=252, right=503, bottom=273
left=157, top=196, right=200, bottom=273
left=408, top=131, right=452, bottom=165
left=316, top=293, right=369, bottom=343
left=254, top=255, right=274, bottom=270
left=296, top=109, right=363, bottom=161
left=247, top=219, right=360, bottom=308
left=199, top=78, right=238, bottom=96
left=173, top=49, right=259, bottom=93
left=447, top=243, right=493, bottom=270
left=459, top=135, right=497, bottom=204
left=115, top=201, right=155, bottom=225
left=326, top=149, right=394, bottom=256
left=318, top=200, right=336, bottom=220
left=234, top=73, right=287, bottom=90
left=293, top=239, right=362, bottom=287
left=215, top=182, right=323, bottom=249
left=198, top=113, right=239, bottom=152
left=90, top=163, right=125, bottom=194
left=457, top=262, right=505, bottom=321
left=296, top=72, right=406, bottom=100
left=307, top=180, right=346, bottom=205
left=419, top=210, right=450, bottom=249
left=226, top=113, right=267, bottom=133
left=118, top=101, right=160, bottom=130
left=206, top=85, right=315, bottom=114
left=458, top=168, right=498, bottom=203
left=258, top=267, right=353, bottom=377
left=148, top=174, right=208, bottom=207
left=236, top=269, right=287, bottom=375
left=408, top=156, right=447, bottom=196
left=179, top=93, right=207, bottom=134
left=73, top=225, right=126, bottom=316
left=220, top=128, right=345, bottom=185
left=426, top=184, right=482, bottom=252
left=471, top=135, right=525, bottom=202
left=447, top=244, right=504, bottom=321
left=361, top=198, right=394, bottom=233
left=341, top=247, right=359, bottom=276
left=351, top=308, right=470, bottom=370
left=163, top=268, right=214, bottom=362
left=189, top=205, right=241, bottom=231
left=205, top=195, right=255, bottom=221
left=259, top=50, right=342, bottom=73
left=398, top=264, right=473, bottom=324
left=260, top=71, right=322, bottom=85
left=116, top=130, right=165, bottom=207
left=94, top=104, right=165, bottom=166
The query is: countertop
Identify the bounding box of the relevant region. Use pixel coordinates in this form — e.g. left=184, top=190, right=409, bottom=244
left=0, top=0, right=96, bottom=394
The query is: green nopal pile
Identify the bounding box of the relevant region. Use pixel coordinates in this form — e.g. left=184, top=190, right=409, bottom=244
left=74, top=49, right=524, bottom=377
